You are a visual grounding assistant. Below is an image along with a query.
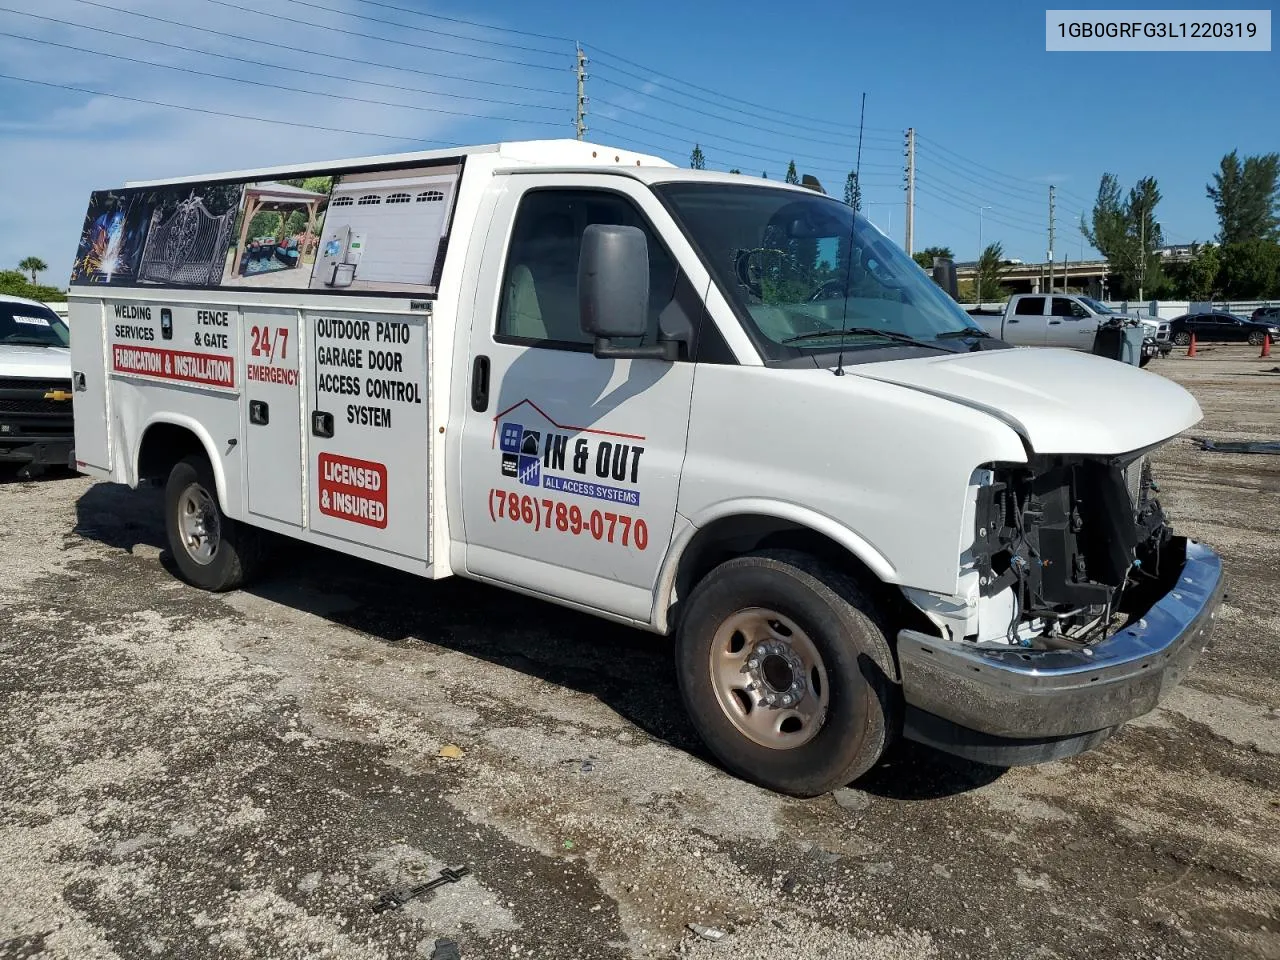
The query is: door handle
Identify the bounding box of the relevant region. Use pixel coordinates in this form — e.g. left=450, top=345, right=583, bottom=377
left=471, top=355, right=490, bottom=412
left=1049, top=320, right=1062, bottom=325
left=1008, top=318, right=1020, bottom=323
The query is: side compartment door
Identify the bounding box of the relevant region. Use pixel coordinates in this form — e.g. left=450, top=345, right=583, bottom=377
left=243, top=307, right=302, bottom=526
left=1007, top=296, right=1048, bottom=346
left=304, top=310, right=431, bottom=563
left=69, top=299, right=110, bottom=471
left=458, top=177, right=701, bottom=622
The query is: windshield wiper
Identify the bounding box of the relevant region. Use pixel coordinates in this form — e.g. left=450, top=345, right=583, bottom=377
left=782, top=327, right=952, bottom=352
left=0, top=337, right=59, bottom=347
left=935, top=327, right=993, bottom=339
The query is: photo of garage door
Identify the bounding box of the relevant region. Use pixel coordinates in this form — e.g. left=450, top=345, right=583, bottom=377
left=309, top=163, right=460, bottom=294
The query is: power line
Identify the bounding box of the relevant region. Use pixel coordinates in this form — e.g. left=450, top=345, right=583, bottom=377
left=915, top=184, right=1044, bottom=237
left=591, top=81, right=902, bottom=152
left=590, top=71, right=901, bottom=148
left=588, top=46, right=899, bottom=137
left=195, top=0, right=565, bottom=70
left=342, top=0, right=573, bottom=44
left=0, top=72, right=481, bottom=145
left=196, top=0, right=568, bottom=57
left=4, top=10, right=563, bottom=112
left=914, top=142, right=1047, bottom=203
left=594, top=103, right=899, bottom=171
left=0, top=31, right=569, bottom=128
left=914, top=178, right=1047, bottom=231
left=59, top=0, right=568, bottom=95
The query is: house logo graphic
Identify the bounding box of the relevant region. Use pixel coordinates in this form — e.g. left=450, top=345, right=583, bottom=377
left=499, top=420, right=541, bottom=488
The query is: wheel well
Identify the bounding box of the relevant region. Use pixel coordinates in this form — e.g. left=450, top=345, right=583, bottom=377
left=670, top=515, right=926, bottom=632
left=136, top=423, right=208, bottom=484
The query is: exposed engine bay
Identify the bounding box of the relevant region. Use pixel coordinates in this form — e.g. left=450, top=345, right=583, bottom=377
left=970, top=451, right=1175, bottom=648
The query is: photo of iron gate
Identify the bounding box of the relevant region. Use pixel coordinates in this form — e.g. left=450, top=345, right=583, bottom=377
left=138, top=192, right=236, bottom=286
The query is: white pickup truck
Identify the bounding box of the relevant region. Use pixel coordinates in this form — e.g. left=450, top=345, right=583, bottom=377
left=0, top=294, right=75, bottom=474
left=968, top=293, right=1172, bottom=365
left=67, top=139, right=1223, bottom=796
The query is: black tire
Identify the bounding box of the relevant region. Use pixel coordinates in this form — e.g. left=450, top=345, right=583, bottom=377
left=674, top=550, right=898, bottom=797
left=1139, top=353, right=1152, bottom=368
left=164, top=454, right=264, bottom=591
left=1247, top=330, right=1265, bottom=346
left=1172, top=330, right=1191, bottom=346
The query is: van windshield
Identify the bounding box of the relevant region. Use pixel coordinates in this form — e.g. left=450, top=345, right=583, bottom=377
left=0, top=303, right=68, bottom=347
left=655, top=183, right=976, bottom=359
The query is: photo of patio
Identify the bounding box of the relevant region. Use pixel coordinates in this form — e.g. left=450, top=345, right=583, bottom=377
left=223, top=180, right=331, bottom=289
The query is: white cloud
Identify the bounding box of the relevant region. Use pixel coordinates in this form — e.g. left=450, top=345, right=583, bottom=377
left=0, top=0, right=572, bottom=283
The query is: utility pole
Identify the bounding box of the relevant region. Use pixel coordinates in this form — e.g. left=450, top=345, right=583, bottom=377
left=1138, top=213, right=1146, bottom=302
left=1047, top=185, right=1056, bottom=295
left=574, top=44, right=588, bottom=141
left=904, top=127, right=915, bottom=255
left=977, top=205, right=991, bottom=305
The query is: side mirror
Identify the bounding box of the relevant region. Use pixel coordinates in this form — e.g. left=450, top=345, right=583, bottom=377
left=578, top=224, right=675, bottom=361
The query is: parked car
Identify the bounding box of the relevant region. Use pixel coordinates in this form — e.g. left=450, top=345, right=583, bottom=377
left=967, top=293, right=1171, bottom=366
left=0, top=294, right=74, bottom=474
left=1250, top=306, right=1280, bottom=325
left=1168, top=311, right=1279, bottom=346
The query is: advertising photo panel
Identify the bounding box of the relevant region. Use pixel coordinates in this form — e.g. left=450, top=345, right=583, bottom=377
left=309, top=163, right=460, bottom=295
left=70, top=182, right=244, bottom=288
left=221, top=177, right=333, bottom=290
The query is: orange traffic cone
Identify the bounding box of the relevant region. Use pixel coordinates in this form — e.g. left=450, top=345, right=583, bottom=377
left=1187, top=332, right=1197, bottom=358
left=1262, top=334, right=1272, bottom=359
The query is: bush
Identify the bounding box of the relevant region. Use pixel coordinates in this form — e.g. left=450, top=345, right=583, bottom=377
left=0, top=269, right=66, bottom=302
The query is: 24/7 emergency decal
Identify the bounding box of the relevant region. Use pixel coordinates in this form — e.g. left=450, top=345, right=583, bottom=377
left=489, top=399, right=648, bottom=549
left=107, top=303, right=237, bottom=391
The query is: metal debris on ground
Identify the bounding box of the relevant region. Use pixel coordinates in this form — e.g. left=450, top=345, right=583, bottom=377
left=371, top=866, right=470, bottom=914
left=1199, top=439, right=1280, bottom=455
left=430, top=938, right=462, bottom=960
left=687, top=923, right=729, bottom=942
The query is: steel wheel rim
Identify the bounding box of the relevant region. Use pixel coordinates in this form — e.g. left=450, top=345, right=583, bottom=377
left=708, top=607, right=830, bottom=750
left=178, top=483, right=220, bottom=566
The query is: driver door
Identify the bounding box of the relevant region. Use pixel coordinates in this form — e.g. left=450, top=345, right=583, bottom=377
left=458, top=176, right=704, bottom=623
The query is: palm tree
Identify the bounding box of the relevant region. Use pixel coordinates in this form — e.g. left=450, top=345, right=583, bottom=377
left=19, top=256, right=47, bottom=284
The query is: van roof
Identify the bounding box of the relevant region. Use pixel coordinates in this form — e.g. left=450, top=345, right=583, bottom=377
left=122, top=139, right=677, bottom=189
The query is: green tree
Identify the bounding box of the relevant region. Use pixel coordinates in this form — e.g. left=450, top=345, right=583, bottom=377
left=1168, top=243, right=1221, bottom=300
left=0, top=269, right=65, bottom=302
left=690, top=144, right=706, bottom=170
left=1218, top=239, right=1280, bottom=299
left=18, top=256, right=47, bottom=284
left=913, top=246, right=954, bottom=270
left=1207, top=150, right=1280, bottom=245
left=843, top=171, right=861, bottom=211
left=301, top=176, right=333, bottom=196
left=784, top=160, right=799, bottom=185
left=971, top=242, right=1012, bottom=303
left=1083, top=173, right=1163, bottom=299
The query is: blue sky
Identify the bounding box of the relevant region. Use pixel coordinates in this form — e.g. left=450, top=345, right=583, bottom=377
left=0, top=0, right=1275, bottom=282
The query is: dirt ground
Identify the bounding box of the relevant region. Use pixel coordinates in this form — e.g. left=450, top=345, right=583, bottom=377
left=2, top=345, right=1277, bottom=960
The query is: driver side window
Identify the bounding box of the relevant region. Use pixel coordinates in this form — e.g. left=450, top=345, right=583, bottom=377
left=496, top=189, right=681, bottom=351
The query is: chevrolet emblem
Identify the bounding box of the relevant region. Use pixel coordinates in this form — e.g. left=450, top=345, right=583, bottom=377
left=44, top=390, right=73, bottom=402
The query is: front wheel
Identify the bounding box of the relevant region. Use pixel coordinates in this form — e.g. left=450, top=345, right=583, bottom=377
left=164, top=454, right=264, bottom=591
left=1173, top=330, right=1191, bottom=346
left=1248, top=330, right=1266, bottom=346
left=675, top=550, right=898, bottom=797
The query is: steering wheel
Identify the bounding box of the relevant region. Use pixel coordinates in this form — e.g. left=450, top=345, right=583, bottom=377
left=808, top=278, right=847, bottom=302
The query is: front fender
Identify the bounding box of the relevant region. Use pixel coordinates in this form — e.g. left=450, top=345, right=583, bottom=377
left=651, top=498, right=898, bottom=634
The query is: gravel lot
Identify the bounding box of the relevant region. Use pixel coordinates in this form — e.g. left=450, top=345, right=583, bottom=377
left=2, top=345, right=1277, bottom=960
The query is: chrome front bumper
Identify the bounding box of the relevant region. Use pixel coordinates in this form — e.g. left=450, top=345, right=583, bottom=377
left=897, top=539, right=1224, bottom=745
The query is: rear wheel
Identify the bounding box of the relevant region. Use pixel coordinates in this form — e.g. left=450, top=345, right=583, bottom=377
left=164, top=454, right=264, bottom=591
left=1173, top=330, right=1191, bottom=346
left=675, top=550, right=898, bottom=797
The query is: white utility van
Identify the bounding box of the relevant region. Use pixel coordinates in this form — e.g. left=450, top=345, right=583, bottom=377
left=68, top=140, right=1223, bottom=795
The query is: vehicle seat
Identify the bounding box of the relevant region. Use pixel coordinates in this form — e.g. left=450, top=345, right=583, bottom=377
left=505, top=213, right=582, bottom=342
